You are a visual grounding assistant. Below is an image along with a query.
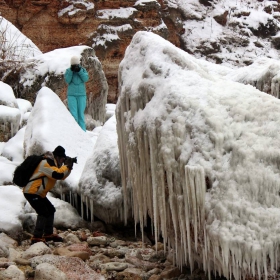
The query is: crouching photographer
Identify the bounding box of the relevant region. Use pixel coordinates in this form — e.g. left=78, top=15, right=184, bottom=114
left=23, top=145, right=76, bottom=244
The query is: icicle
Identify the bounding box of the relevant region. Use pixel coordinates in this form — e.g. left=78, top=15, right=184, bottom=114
left=81, top=194, right=84, bottom=219
left=74, top=193, right=77, bottom=209
left=187, top=165, right=205, bottom=247
left=276, top=244, right=278, bottom=272
left=90, top=198, right=94, bottom=222
left=158, top=167, right=167, bottom=253
left=183, top=167, right=193, bottom=271
left=178, top=195, right=188, bottom=264
left=116, top=99, right=129, bottom=224
left=60, top=185, right=65, bottom=201
left=86, top=196, right=89, bottom=220
left=148, top=127, right=159, bottom=249
left=69, top=190, right=72, bottom=206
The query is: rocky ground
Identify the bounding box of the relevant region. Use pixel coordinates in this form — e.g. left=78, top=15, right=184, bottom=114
left=0, top=222, right=228, bottom=280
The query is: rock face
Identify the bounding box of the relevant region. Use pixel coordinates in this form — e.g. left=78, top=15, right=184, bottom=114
left=2, top=1, right=280, bottom=103
left=0, top=0, right=182, bottom=103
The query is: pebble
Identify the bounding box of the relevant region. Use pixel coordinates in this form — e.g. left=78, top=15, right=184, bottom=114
left=0, top=227, right=230, bottom=280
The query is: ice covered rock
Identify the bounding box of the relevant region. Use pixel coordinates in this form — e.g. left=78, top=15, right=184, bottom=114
left=0, top=82, right=21, bottom=142
left=228, top=57, right=280, bottom=99
left=49, top=196, right=87, bottom=230
left=0, top=185, right=26, bottom=240
left=117, top=31, right=280, bottom=279
left=0, top=158, right=16, bottom=185
left=1, top=126, right=25, bottom=163
left=16, top=98, right=32, bottom=128
left=79, top=115, right=129, bottom=224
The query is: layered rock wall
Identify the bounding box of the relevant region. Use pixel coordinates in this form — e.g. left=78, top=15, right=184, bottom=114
left=0, top=0, right=183, bottom=103
left=2, top=1, right=280, bottom=103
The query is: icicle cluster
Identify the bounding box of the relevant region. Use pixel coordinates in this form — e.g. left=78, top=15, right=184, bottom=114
left=58, top=189, right=96, bottom=223
left=116, top=89, right=206, bottom=271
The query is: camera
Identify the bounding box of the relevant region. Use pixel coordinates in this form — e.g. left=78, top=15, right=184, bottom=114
left=66, top=156, right=77, bottom=164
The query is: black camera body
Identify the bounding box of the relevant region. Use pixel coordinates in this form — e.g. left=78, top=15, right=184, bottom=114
left=67, top=156, right=77, bottom=164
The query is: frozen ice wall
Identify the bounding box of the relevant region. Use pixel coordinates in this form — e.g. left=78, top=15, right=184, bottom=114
left=116, top=31, right=280, bottom=280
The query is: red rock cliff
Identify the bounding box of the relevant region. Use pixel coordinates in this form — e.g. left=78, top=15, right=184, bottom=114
left=1, top=0, right=183, bottom=103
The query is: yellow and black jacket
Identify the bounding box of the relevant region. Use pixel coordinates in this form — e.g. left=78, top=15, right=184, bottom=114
left=23, top=152, right=71, bottom=198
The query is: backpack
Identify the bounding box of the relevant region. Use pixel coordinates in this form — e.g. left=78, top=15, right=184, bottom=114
left=13, top=155, right=45, bottom=188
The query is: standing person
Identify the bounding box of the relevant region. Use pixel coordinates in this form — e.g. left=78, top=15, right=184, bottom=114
left=23, top=146, right=74, bottom=244
left=64, top=55, right=89, bottom=131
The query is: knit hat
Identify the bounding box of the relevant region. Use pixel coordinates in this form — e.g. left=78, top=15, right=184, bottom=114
left=53, top=146, right=66, bottom=158
left=70, top=56, right=80, bottom=65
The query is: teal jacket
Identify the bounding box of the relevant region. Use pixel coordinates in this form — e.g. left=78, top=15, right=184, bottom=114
left=64, top=67, right=89, bottom=96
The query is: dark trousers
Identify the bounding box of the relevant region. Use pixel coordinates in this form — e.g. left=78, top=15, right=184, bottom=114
left=24, top=193, right=56, bottom=237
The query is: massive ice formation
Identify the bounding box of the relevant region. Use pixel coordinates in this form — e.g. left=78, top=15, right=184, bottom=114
left=116, top=31, right=280, bottom=279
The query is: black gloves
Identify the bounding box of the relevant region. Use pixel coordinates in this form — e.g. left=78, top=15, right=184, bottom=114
left=71, top=64, right=81, bottom=72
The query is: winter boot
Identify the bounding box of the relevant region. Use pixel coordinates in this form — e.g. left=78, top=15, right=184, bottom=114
left=43, top=234, right=63, bottom=242
left=30, top=237, right=46, bottom=245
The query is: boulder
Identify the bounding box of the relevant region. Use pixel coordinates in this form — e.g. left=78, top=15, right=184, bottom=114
left=0, top=240, right=9, bottom=258
left=0, top=264, right=25, bottom=280
left=0, top=233, right=18, bottom=248
left=34, top=263, right=67, bottom=280
left=22, top=242, right=52, bottom=259
left=31, top=254, right=105, bottom=279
